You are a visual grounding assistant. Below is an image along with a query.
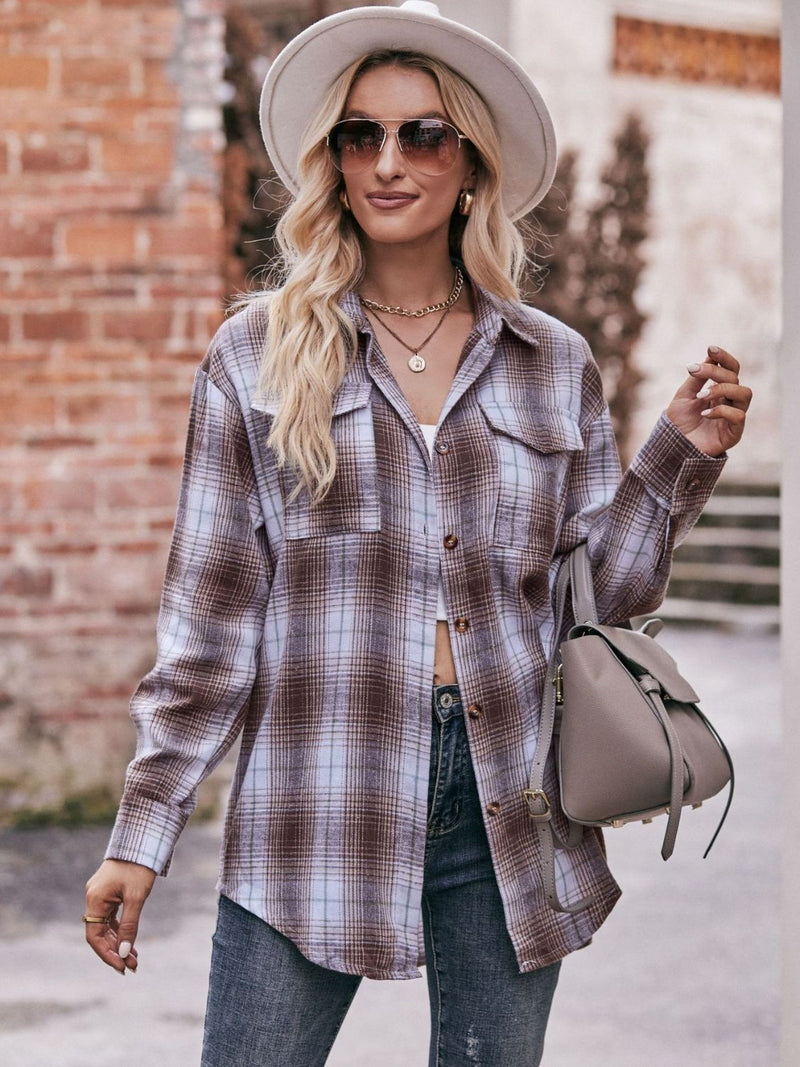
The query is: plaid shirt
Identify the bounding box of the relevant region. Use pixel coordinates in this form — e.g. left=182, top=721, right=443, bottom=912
left=106, top=283, right=725, bottom=978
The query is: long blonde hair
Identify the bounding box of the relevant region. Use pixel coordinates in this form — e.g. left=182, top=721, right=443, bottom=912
left=252, top=50, right=527, bottom=503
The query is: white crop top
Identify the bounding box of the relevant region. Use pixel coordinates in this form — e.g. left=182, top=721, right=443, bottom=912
left=420, top=424, right=449, bottom=622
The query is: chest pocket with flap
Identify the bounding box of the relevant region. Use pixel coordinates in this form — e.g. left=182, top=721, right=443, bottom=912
left=479, top=400, right=584, bottom=553
left=253, top=382, right=381, bottom=539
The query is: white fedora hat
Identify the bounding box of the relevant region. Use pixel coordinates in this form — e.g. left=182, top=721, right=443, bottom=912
left=260, top=1, right=557, bottom=221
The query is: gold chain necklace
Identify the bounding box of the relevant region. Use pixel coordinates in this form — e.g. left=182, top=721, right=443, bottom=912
left=371, top=304, right=453, bottom=373
left=359, top=267, right=463, bottom=318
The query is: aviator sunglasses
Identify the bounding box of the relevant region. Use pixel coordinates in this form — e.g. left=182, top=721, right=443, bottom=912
left=326, top=118, right=468, bottom=176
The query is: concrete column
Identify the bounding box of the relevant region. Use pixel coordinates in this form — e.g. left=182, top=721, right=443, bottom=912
left=782, top=2, right=799, bottom=1063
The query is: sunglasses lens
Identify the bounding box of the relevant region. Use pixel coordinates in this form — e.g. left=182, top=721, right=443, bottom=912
left=328, top=119, right=463, bottom=175
left=328, top=121, right=384, bottom=172
left=397, top=120, right=460, bottom=174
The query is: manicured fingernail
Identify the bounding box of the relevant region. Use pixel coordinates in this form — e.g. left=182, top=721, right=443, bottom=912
left=708, top=345, right=720, bottom=354
left=697, top=384, right=712, bottom=399
left=118, top=941, right=131, bottom=959
left=700, top=408, right=712, bottom=417
left=687, top=363, right=701, bottom=373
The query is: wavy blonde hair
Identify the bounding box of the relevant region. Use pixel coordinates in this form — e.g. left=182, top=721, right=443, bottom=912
left=252, top=50, right=527, bottom=503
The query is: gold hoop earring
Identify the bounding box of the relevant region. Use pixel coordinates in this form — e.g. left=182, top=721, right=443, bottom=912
left=458, top=189, right=475, bottom=216
left=339, top=188, right=351, bottom=213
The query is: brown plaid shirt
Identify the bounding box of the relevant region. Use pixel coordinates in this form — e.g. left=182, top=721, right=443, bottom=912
left=106, top=283, right=725, bottom=978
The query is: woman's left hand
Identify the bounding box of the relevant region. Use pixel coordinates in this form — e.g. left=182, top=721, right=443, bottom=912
left=665, top=345, right=752, bottom=457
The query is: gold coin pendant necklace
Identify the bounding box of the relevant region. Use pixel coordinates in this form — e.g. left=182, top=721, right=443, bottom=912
left=360, top=267, right=464, bottom=373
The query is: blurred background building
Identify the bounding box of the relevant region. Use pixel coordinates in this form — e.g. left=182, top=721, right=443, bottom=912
left=0, top=0, right=781, bottom=817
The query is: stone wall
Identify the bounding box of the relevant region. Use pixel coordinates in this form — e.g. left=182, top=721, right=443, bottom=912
left=0, top=0, right=226, bottom=816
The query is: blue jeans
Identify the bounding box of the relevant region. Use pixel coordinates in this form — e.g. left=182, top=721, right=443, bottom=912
left=201, top=685, right=561, bottom=1066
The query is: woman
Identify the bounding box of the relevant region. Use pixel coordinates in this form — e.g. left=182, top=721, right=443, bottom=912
left=84, top=3, right=751, bottom=1064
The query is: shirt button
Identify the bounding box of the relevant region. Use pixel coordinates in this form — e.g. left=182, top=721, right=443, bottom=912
left=688, top=477, right=701, bottom=489
left=443, top=533, right=458, bottom=549
left=454, top=616, right=469, bottom=633
left=486, top=802, right=501, bottom=816
left=467, top=703, right=482, bottom=719
left=435, top=440, right=450, bottom=454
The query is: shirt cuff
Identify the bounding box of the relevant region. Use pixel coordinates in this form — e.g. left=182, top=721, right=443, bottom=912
left=630, top=412, right=726, bottom=512
left=105, top=795, right=189, bottom=875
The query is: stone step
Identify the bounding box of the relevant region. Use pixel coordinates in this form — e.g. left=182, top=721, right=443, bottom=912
left=699, top=494, right=780, bottom=518
left=651, top=597, right=780, bottom=631
left=669, top=561, right=780, bottom=587
left=662, top=484, right=781, bottom=623
left=681, top=526, right=781, bottom=550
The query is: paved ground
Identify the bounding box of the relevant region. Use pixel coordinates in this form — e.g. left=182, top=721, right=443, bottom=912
left=0, top=627, right=779, bottom=1066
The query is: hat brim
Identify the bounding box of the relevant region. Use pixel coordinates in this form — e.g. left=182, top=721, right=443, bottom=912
left=260, top=4, right=556, bottom=221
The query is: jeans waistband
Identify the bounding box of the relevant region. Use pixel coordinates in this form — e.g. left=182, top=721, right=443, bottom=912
left=432, top=683, right=463, bottom=724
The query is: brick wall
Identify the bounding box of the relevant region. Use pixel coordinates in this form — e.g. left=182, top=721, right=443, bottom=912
left=0, top=0, right=226, bottom=815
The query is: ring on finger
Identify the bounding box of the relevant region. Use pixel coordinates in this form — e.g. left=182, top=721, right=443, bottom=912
left=82, top=914, right=111, bottom=924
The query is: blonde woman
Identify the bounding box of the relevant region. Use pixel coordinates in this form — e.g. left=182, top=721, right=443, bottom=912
left=84, top=4, right=751, bottom=1064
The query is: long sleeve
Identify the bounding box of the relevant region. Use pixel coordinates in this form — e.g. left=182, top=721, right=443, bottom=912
left=556, top=339, right=725, bottom=623
left=106, top=363, right=272, bottom=873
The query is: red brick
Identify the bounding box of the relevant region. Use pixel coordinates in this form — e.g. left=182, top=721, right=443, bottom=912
left=63, top=221, right=138, bottom=262
left=148, top=222, right=219, bottom=258
left=70, top=278, right=140, bottom=301
left=103, top=0, right=172, bottom=7
left=102, top=137, right=174, bottom=176
left=22, top=310, right=90, bottom=341
left=102, top=307, right=172, bottom=341
left=106, top=472, right=180, bottom=508
left=147, top=452, right=182, bottom=470
left=2, top=393, right=56, bottom=428
left=147, top=347, right=201, bottom=369
left=113, top=540, right=161, bottom=554
left=13, top=265, right=91, bottom=299
left=25, top=365, right=100, bottom=388
left=150, top=278, right=222, bottom=300
left=59, top=554, right=161, bottom=608
left=0, top=521, right=55, bottom=539
left=0, top=56, right=50, bottom=90
left=143, top=58, right=178, bottom=100
left=0, top=218, right=55, bottom=258
left=194, top=306, right=224, bottom=340
left=65, top=393, right=133, bottom=427
left=139, top=11, right=182, bottom=59
left=149, top=517, right=175, bottom=533
left=0, top=566, right=54, bottom=597
left=62, top=57, right=133, bottom=95
left=24, top=478, right=97, bottom=512
left=21, top=139, right=90, bottom=173
left=151, top=390, right=192, bottom=416
left=25, top=435, right=96, bottom=449
left=0, top=482, right=15, bottom=520
left=37, top=540, right=98, bottom=556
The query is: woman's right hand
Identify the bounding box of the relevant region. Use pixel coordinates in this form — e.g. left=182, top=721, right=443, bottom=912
left=84, top=859, right=156, bottom=974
